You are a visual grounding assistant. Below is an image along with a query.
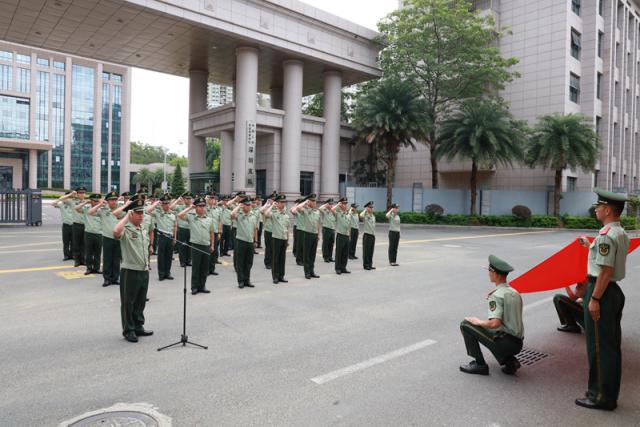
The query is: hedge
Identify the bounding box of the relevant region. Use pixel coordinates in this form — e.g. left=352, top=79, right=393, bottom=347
left=371, top=212, right=637, bottom=230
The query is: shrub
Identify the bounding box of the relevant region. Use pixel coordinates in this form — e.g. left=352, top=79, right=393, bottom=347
left=512, top=205, right=532, bottom=220
left=425, top=204, right=444, bottom=216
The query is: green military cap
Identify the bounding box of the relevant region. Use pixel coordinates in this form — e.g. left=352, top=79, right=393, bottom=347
left=351, top=203, right=358, bottom=209
left=267, top=191, right=278, bottom=200
left=241, top=197, right=252, bottom=205
left=235, top=191, right=246, bottom=197
left=324, top=198, right=334, bottom=204
left=105, top=191, right=119, bottom=200
left=160, top=194, right=172, bottom=203
left=121, top=192, right=132, bottom=198
left=338, top=197, right=348, bottom=203
left=89, top=193, right=102, bottom=201
left=75, top=186, right=87, bottom=193
left=64, top=190, right=72, bottom=195
left=275, top=194, right=287, bottom=202
left=390, top=203, right=399, bottom=209
left=125, top=195, right=146, bottom=212
left=488, top=255, right=514, bottom=275
left=593, top=188, right=628, bottom=209
left=206, top=191, right=217, bottom=198
left=364, top=201, right=374, bottom=208
left=304, top=193, right=317, bottom=202
left=194, top=196, right=206, bottom=206
left=181, top=191, right=194, bottom=199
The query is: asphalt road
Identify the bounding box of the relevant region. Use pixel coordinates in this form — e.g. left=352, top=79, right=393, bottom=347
left=0, top=206, right=639, bottom=426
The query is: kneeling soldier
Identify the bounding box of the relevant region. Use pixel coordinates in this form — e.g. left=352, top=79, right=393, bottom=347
left=459, top=255, right=524, bottom=375
left=553, top=281, right=586, bottom=333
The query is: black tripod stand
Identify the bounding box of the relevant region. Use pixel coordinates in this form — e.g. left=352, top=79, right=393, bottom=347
left=157, top=230, right=209, bottom=351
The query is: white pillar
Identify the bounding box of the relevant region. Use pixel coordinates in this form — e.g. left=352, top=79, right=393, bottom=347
left=220, top=130, right=233, bottom=194
left=233, top=47, right=259, bottom=192
left=280, top=60, right=303, bottom=198
left=28, top=149, right=38, bottom=189
left=320, top=70, right=342, bottom=199
left=188, top=69, right=209, bottom=188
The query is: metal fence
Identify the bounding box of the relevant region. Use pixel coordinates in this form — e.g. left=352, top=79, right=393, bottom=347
left=0, top=190, right=42, bottom=226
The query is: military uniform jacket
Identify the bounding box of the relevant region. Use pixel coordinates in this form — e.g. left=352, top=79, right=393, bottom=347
left=152, top=209, right=177, bottom=234
left=221, top=206, right=232, bottom=226
left=98, top=206, right=123, bottom=238
left=70, top=199, right=86, bottom=224
left=335, top=208, right=350, bottom=236
left=320, top=207, right=337, bottom=230
left=263, top=207, right=276, bottom=233
left=299, top=207, right=320, bottom=234
left=360, top=211, right=376, bottom=235
left=142, top=213, right=154, bottom=235
left=389, top=213, right=401, bottom=232
left=83, top=205, right=102, bottom=234
left=117, top=223, right=150, bottom=271
left=56, top=201, right=75, bottom=225
left=235, top=211, right=258, bottom=243
left=174, top=204, right=195, bottom=228
left=588, top=221, right=629, bottom=282
left=487, top=283, right=524, bottom=339
left=348, top=212, right=359, bottom=230
left=271, top=208, right=290, bottom=240
left=187, top=214, right=215, bottom=246
left=206, top=206, right=221, bottom=231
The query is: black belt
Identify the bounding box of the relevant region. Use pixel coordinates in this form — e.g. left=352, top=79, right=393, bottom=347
left=495, top=331, right=523, bottom=342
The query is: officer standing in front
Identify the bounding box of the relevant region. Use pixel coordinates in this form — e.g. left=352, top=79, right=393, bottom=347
left=386, top=203, right=401, bottom=266
left=332, top=197, right=351, bottom=274
left=113, top=195, right=153, bottom=343
left=178, top=196, right=215, bottom=295
left=348, top=203, right=360, bottom=260
left=459, top=255, right=524, bottom=376
left=575, top=189, right=629, bottom=411
left=231, top=197, right=258, bottom=288
left=360, top=201, right=376, bottom=270
left=147, top=194, right=177, bottom=281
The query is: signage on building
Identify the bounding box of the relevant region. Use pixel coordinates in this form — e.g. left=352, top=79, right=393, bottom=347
left=246, top=120, right=256, bottom=188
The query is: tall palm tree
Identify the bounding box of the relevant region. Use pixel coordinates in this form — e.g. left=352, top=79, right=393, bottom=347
left=352, top=78, right=430, bottom=209
left=527, top=114, right=599, bottom=217
left=436, top=99, right=527, bottom=216
left=132, top=167, right=154, bottom=192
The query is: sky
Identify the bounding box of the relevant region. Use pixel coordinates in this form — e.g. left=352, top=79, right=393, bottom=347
left=129, top=0, right=398, bottom=157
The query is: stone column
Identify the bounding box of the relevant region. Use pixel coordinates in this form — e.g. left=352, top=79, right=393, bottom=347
left=320, top=70, right=342, bottom=199
left=220, top=130, right=233, bottom=194
left=280, top=60, right=303, bottom=199
left=233, top=47, right=259, bottom=193
left=270, top=86, right=283, bottom=109
left=188, top=69, right=209, bottom=189
left=28, top=149, right=37, bottom=189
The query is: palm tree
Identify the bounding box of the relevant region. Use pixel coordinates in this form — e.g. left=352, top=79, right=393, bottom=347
left=132, top=168, right=154, bottom=192
left=436, top=99, right=527, bottom=216
left=527, top=114, right=599, bottom=217
left=352, top=78, right=430, bottom=209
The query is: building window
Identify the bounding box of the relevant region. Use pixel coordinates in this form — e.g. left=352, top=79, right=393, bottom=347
left=36, top=72, right=49, bottom=141
left=572, top=0, right=581, bottom=16
left=0, top=64, right=12, bottom=91
left=36, top=57, right=49, bottom=67
left=16, top=68, right=30, bottom=93
left=0, top=50, right=12, bottom=62
left=567, top=177, right=577, bottom=192
left=102, top=72, right=110, bottom=81
left=53, top=60, right=65, bottom=70
left=597, top=73, right=602, bottom=99
left=71, top=64, right=96, bottom=189
left=594, top=170, right=600, bottom=187
left=52, top=74, right=65, bottom=188
left=112, top=73, right=122, bottom=83
left=0, top=95, right=30, bottom=140
left=596, top=116, right=602, bottom=134
left=571, top=29, right=581, bottom=60
left=16, top=54, right=30, bottom=64
left=599, top=0, right=604, bottom=16
left=598, top=31, right=604, bottom=58
left=300, top=171, right=314, bottom=196
left=569, top=73, right=580, bottom=103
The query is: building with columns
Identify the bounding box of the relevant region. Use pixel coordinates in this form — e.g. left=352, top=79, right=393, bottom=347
left=0, top=0, right=381, bottom=199
left=0, top=40, right=130, bottom=192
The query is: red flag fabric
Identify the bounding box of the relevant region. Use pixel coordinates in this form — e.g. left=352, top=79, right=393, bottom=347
left=511, top=237, right=640, bottom=294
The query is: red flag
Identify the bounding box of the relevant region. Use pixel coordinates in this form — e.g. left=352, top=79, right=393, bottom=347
left=511, top=237, right=640, bottom=294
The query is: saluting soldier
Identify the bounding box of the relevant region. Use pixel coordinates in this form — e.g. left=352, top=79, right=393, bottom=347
left=575, top=189, right=629, bottom=411
left=147, top=194, right=177, bottom=281
left=255, top=196, right=264, bottom=248
left=220, top=195, right=233, bottom=256
left=76, top=193, right=103, bottom=275
left=118, top=191, right=132, bottom=207
left=52, top=190, right=76, bottom=261
left=113, top=195, right=153, bottom=343
left=71, top=186, right=88, bottom=267
left=206, top=192, right=222, bottom=276
left=251, top=198, right=262, bottom=255
left=90, top=191, right=124, bottom=286
left=171, top=192, right=194, bottom=267
left=319, top=199, right=336, bottom=263
left=178, top=196, right=215, bottom=294
left=332, top=198, right=351, bottom=274
left=292, top=198, right=305, bottom=265
left=292, top=194, right=321, bottom=280
left=553, top=281, right=586, bottom=333
left=262, top=192, right=277, bottom=270
left=263, top=195, right=290, bottom=284
left=359, top=201, right=376, bottom=270
left=231, top=197, right=259, bottom=288
left=348, top=204, right=360, bottom=260
left=386, top=203, right=401, bottom=266
left=459, top=255, right=524, bottom=376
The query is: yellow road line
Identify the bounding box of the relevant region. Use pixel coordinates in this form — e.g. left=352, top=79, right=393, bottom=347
left=0, top=265, right=76, bottom=274
left=0, top=241, right=59, bottom=249
left=0, top=248, right=59, bottom=254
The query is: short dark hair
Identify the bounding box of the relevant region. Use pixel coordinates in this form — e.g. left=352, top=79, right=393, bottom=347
left=610, top=204, right=624, bottom=216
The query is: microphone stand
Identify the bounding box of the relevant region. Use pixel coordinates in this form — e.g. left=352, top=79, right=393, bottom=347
left=157, top=230, right=209, bottom=351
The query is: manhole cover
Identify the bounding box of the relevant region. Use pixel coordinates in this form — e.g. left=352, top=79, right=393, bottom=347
left=516, top=348, right=550, bottom=367
left=68, top=411, right=159, bottom=427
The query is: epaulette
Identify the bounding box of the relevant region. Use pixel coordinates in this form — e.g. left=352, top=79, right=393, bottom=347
left=599, top=226, right=610, bottom=235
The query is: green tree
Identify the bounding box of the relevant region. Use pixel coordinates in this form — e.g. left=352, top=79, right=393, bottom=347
left=132, top=168, right=154, bottom=191
left=206, top=138, right=221, bottom=171
left=152, top=168, right=166, bottom=187
left=378, top=0, right=519, bottom=188
left=171, top=163, right=186, bottom=196
left=527, top=114, right=600, bottom=217
left=302, top=89, right=357, bottom=122
left=352, top=78, right=430, bottom=209
left=436, top=99, right=527, bottom=216
left=169, top=156, right=187, bottom=167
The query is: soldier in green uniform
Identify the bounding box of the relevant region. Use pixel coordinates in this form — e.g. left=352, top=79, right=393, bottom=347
left=359, top=201, right=376, bottom=270
left=262, top=192, right=277, bottom=269
left=251, top=198, right=261, bottom=255
left=386, top=203, right=401, bottom=266
left=147, top=194, right=177, bottom=281
left=231, top=197, right=258, bottom=288
left=71, top=186, right=87, bottom=267
left=332, top=198, right=351, bottom=274
left=178, top=197, right=215, bottom=294
left=52, top=191, right=76, bottom=260
left=220, top=195, right=233, bottom=256
left=171, top=192, right=194, bottom=267
left=459, top=255, right=524, bottom=376
left=575, top=189, right=629, bottom=411
left=292, top=194, right=321, bottom=279
left=113, top=195, right=153, bottom=343
left=255, top=196, right=264, bottom=248
left=348, top=204, right=359, bottom=260
left=553, top=281, right=586, bottom=333
left=206, top=192, right=222, bottom=276
left=319, top=199, right=336, bottom=263
left=76, top=193, right=103, bottom=275
left=263, top=195, right=290, bottom=283
left=292, top=198, right=305, bottom=265
left=89, top=191, right=124, bottom=286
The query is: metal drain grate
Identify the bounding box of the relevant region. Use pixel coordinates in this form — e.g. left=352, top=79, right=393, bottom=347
left=68, top=411, right=159, bottom=427
left=516, top=348, right=550, bottom=367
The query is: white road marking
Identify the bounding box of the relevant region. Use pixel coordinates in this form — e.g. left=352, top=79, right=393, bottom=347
left=523, top=296, right=554, bottom=312
left=443, top=244, right=462, bottom=248
left=311, top=339, right=437, bottom=385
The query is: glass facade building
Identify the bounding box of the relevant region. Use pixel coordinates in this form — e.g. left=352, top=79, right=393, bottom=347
left=71, top=64, right=95, bottom=189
